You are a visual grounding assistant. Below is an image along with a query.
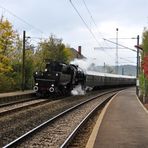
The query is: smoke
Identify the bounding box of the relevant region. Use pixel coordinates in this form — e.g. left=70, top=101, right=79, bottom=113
left=70, top=58, right=101, bottom=73
left=71, top=85, right=86, bottom=96
left=70, top=58, right=101, bottom=96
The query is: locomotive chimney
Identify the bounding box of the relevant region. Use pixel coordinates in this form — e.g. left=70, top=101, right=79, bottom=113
left=78, top=46, right=81, bottom=55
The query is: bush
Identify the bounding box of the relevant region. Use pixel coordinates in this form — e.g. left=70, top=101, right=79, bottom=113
left=0, top=73, right=16, bottom=92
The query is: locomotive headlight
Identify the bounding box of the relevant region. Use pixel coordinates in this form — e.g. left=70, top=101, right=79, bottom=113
left=45, top=68, right=47, bottom=72
left=35, top=72, right=38, bottom=75
left=51, top=84, right=54, bottom=87
left=56, top=73, right=58, bottom=76
left=35, top=83, right=38, bottom=86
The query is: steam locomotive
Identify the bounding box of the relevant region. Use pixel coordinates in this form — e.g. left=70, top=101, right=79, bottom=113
left=33, top=61, right=136, bottom=96
left=33, top=61, right=86, bottom=96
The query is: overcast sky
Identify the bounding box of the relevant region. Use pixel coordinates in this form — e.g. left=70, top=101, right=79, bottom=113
left=0, top=0, right=147, bottom=66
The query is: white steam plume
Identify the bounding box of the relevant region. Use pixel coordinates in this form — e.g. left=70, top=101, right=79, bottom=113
left=71, top=85, right=86, bottom=96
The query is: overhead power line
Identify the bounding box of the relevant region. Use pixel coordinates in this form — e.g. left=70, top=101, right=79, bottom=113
left=94, top=47, right=126, bottom=49
left=82, top=0, right=97, bottom=27
left=69, top=0, right=116, bottom=63
left=82, top=0, right=104, bottom=36
left=119, top=57, right=135, bottom=63
left=0, top=5, right=44, bottom=34
left=81, top=0, right=136, bottom=55
left=103, top=38, right=137, bottom=52
left=69, top=0, right=102, bottom=48
left=82, top=0, right=118, bottom=50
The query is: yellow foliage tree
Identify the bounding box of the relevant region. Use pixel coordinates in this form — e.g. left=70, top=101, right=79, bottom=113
left=0, top=16, right=17, bottom=74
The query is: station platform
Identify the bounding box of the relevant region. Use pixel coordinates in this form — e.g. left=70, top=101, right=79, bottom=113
left=0, top=90, right=34, bottom=99
left=86, top=88, right=148, bottom=148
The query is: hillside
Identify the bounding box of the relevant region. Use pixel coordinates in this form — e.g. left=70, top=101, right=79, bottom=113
left=88, top=64, right=136, bottom=76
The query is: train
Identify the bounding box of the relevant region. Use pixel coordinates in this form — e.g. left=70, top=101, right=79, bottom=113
left=33, top=61, right=86, bottom=96
left=33, top=60, right=136, bottom=96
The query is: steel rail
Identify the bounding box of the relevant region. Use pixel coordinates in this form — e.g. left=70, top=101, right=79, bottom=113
left=3, top=89, right=122, bottom=148
left=60, top=93, right=115, bottom=148
left=0, top=99, right=50, bottom=117
left=0, top=98, right=37, bottom=108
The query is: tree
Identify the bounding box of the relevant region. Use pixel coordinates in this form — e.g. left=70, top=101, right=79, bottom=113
left=0, top=16, right=35, bottom=91
left=34, top=35, right=73, bottom=71
left=0, top=17, right=74, bottom=92
left=0, top=16, right=17, bottom=73
left=139, top=28, right=148, bottom=100
left=0, top=16, right=18, bottom=92
left=24, top=42, right=35, bottom=89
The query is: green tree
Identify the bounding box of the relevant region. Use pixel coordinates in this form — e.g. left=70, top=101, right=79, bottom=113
left=0, top=17, right=74, bottom=92
left=24, top=43, right=35, bottom=89
left=9, top=34, right=23, bottom=90
left=34, top=35, right=72, bottom=71
left=0, top=16, right=35, bottom=91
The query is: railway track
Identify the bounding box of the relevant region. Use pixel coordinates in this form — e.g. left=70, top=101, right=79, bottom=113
left=3, top=89, right=121, bottom=148
left=0, top=94, right=70, bottom=117
left=0, top=98, right=37, bottom=108
left=0, top=99, right=50, bottom=117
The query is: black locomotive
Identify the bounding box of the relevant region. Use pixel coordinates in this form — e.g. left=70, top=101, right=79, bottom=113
left=33, top=60, right=136, bottom=96
left=33, top=61, right=86, bottom=96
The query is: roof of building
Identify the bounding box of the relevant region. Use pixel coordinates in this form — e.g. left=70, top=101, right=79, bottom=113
left=70, top=48, right=86, bottom=60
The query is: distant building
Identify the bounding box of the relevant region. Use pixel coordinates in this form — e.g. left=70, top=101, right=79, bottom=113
left=70, top=46, right=86, bottom=60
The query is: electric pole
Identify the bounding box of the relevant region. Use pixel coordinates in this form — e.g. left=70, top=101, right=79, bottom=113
left=116, top=28, right=119, bottom=74
left=136, top=35, right=140, bottom=96
left=22, top=30, right=26, bottom=91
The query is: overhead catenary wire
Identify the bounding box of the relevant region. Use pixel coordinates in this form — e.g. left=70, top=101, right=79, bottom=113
left=82, top=0, right=97, bottom=27
left=0, top=4, right=44, bottom=35
left=70, top=0, right=137, bottom=66
left=81, top=0, right=137, bottom=63
left=103, top=38, right=137, bottom=52
left=81, top=0, right=103, bottom=36
left=81, top=0, right=117, bottom=51
left=75, top=0, right=136, bottom=64
left=119, top=57, right=135, bottom=64
left=69, top=0, right=103, bottom=48
left=0, top=1, right=136, bottom=65
left=69, top=0, right=116, bottom=64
